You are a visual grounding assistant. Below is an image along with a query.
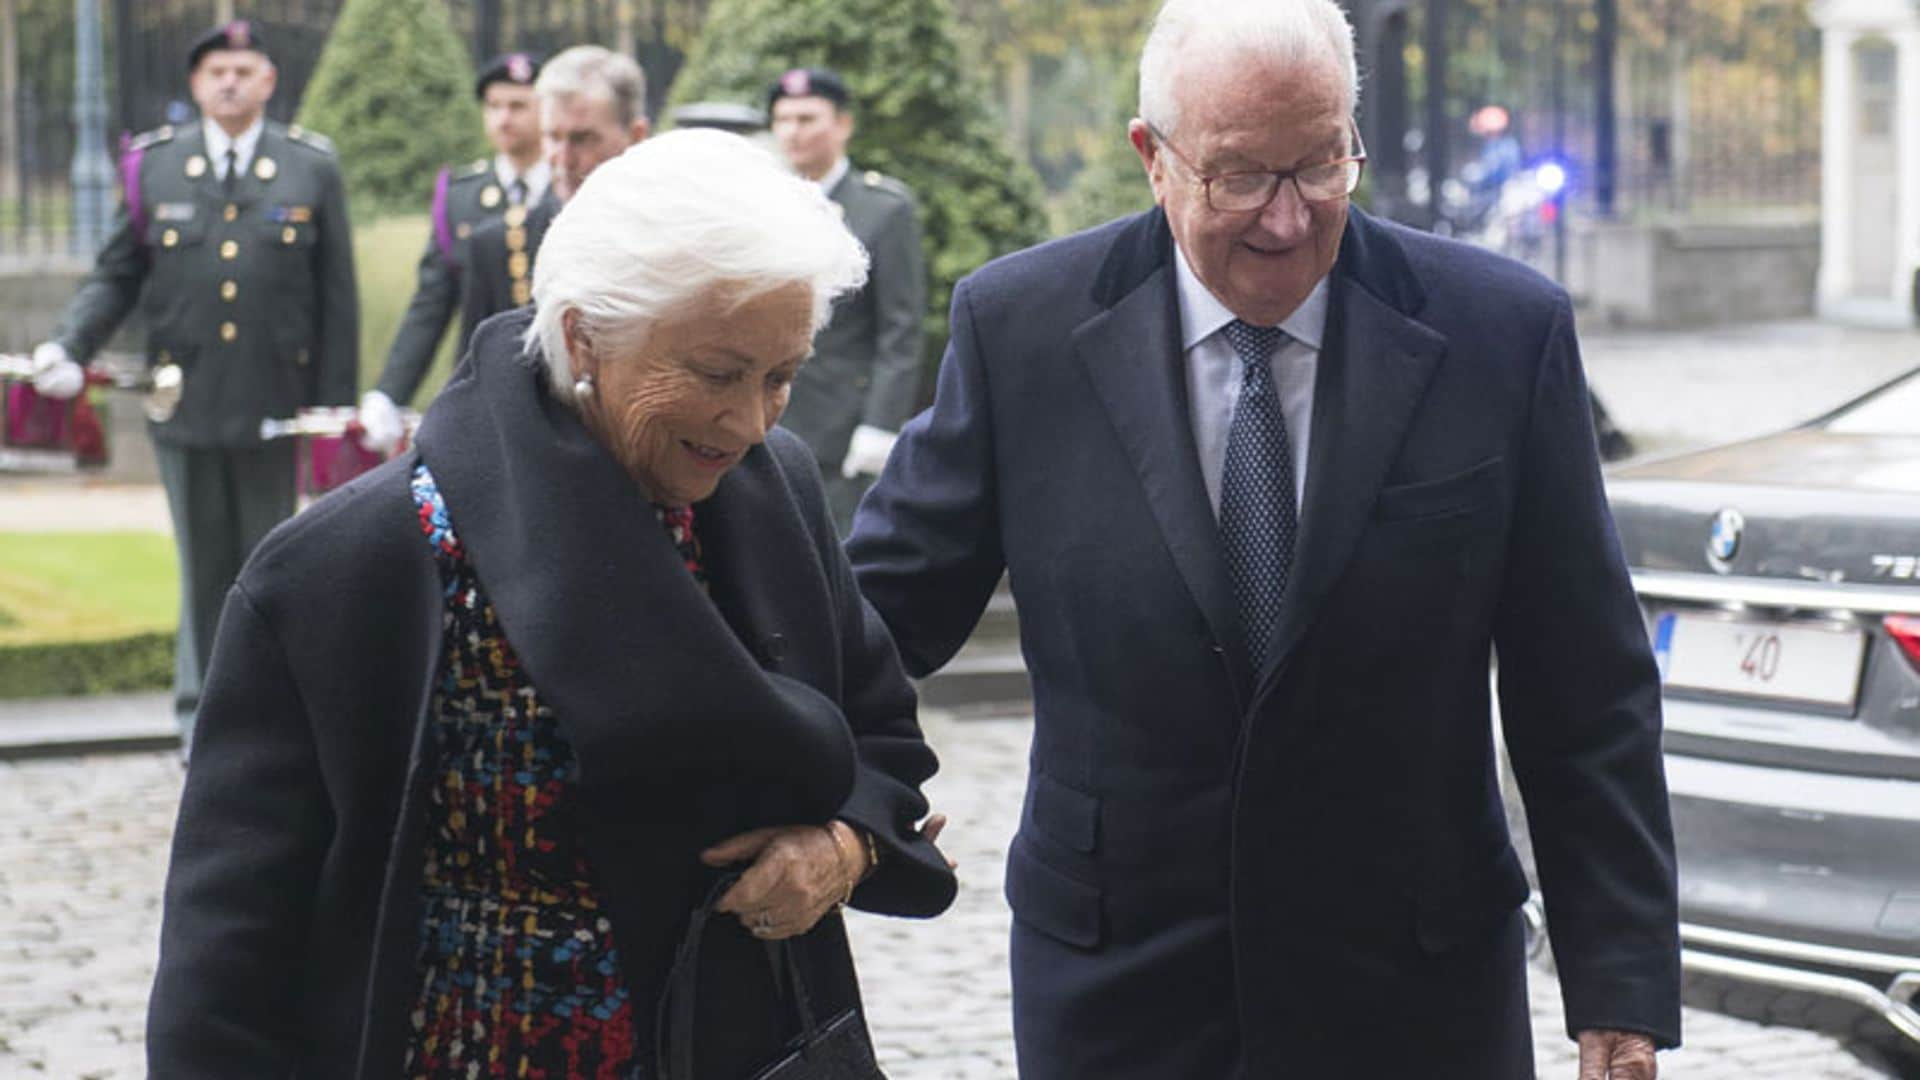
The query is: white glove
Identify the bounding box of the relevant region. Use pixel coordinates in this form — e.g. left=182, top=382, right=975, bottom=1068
left=840, top=424, right=898, bottom=479
left=357, top=390, right=405, bottom=454
left=29, top=342, right=84, bottom=400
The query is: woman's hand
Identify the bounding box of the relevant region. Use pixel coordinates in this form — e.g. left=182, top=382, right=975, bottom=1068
left=701, top=822, right=868, bottom=941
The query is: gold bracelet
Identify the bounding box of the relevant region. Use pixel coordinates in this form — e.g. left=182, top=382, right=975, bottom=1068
left=862, top=827, right=881, bottom=880
left=825, top=823, right=859, bottom=908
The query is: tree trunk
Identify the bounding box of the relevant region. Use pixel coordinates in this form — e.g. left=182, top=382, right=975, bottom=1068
left=1, top=0, right=17, bottom=200
left=1004, top=49, right=1031, bottom=163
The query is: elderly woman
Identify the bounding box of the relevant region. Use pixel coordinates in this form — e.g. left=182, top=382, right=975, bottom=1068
left=147, top=130, right=957, bottom=1079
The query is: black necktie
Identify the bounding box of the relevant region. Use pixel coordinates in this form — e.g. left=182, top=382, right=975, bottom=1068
left=223, top=148, right=238, bottom=194
left=1218, top=319, right=1298, bottom=668
left=509, top=178, right=529, bottom=206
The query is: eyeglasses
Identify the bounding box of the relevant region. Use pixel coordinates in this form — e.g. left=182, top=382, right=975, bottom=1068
left=1145, top=121, right=1367, bottom=212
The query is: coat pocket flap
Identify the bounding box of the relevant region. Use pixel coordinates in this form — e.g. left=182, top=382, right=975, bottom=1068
left=1004, top=836, right=1102, bottom=949
left=1375, top=456, right=1505, bottom=522
left=1414, top=846, right=1529, bottom=955
left=1030, top=772, right=1099, bottom=853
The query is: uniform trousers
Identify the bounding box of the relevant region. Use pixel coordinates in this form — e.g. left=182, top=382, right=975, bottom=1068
left=154, top=439, right=296, bottom=751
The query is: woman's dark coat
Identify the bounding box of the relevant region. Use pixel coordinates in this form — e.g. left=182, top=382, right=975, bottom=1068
left=147, top=309, right=958, bottom=1078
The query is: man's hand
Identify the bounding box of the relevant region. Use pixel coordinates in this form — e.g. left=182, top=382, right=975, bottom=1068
left=357, top=390, right=405, bottom=454
left=1577, top=1028, right=1657, bottom=1079
left=841, top=424, right=898, bottom=479
left=29, top=342, right=84, bottom=400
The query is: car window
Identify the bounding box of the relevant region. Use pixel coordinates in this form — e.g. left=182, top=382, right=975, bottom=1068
left=1823, top=370, right=1920, bottom=435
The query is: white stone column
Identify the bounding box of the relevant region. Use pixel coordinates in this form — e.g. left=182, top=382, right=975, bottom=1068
left=1820, top=27, right=1858, bottom=304
left=1894, top=28, right=1920, bottom=306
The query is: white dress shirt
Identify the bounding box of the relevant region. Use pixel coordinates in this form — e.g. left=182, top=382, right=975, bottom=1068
left=494, top=154, right=552, bottom=206
left=203, top=117, right=264, bottom=182
left=1173, top=245, right=1329, bottom=516
left=815, top=156, right=850, bottom=196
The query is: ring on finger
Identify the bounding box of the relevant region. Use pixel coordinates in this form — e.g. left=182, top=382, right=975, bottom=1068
left=754, top=912, right=776, bottom=933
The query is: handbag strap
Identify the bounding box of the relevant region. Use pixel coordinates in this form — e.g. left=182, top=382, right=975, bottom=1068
left=658, top=874, right=826, bottom=1079
left=763, top=937, right=821, bottom=1044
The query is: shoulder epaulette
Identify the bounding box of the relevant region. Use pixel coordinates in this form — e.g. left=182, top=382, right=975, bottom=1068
left=862, top=170, right=914, bottom=201
left=285, top=124, right=336, bottom=154
left=127, top=126, right=175, bottom=153
left=460, top=159, right=492, bottom=178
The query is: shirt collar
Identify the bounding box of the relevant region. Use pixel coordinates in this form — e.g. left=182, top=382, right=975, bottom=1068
left=816, top=156, right=850, bottom=195
left=495, top=155, right=552, bottom=201
left=1172, top=243, right=1330, bottom=353
left=202, top=117, right=265, bottom=171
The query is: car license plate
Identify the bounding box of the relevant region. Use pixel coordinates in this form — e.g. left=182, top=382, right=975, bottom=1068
left=1653, top=612, right=1867, bottom=708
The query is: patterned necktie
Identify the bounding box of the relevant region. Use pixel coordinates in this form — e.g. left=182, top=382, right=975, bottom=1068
left=1218, top=319, right=1298, bottom=668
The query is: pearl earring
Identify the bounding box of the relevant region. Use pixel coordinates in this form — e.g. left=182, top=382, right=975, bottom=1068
left=572, top=373, right=595, bottom=403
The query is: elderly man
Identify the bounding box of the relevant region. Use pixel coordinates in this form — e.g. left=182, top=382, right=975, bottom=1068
left=357, top=51, right=546, bottom=452
left=29, top=20, right=356, bottom=748
left=460, top=46, right=647, bottom=344
left=766, top=67, right=926, bottom=534
left=846, top=0, right=1680, bottom=1077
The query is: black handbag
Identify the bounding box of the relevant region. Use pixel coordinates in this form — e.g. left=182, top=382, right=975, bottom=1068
left=656, top=874, right=886, bottom=1080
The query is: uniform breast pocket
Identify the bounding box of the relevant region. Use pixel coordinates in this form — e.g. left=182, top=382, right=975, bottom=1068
left=261, top=217, right=316, bottom=253
left=147, top=216, right=207, bottom=256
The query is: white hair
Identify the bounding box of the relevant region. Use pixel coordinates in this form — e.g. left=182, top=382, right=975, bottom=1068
left=535, top=45, right=647, bottom=127
left=526, top=129, right=870, bottom=398
left=1138, top=0, right=1359, bottom=137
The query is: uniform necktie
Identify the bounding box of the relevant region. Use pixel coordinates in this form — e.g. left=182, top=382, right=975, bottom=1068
left=509, top=178, right=529, bottom=206
left=1218, top=319, right=1298, bottom=668
left=223, top=148, right=238, bottom=194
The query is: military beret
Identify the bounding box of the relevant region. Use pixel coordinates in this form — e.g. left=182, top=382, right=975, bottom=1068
left=767, top=67, right=850, bottom=112
left=475, top=52, right=543, bottom=99
left=187, top=20, right=270, bottom=71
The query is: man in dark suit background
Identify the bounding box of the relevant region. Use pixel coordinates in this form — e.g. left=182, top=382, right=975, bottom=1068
left=845, top=0, right=1679, bottom=1076
left=766, top=67, right=927, bottom=534
left=356, top=50, right=546, bottom=452
left=460, top=45, right=648, bottom=345
left=28, top=21, right=356, bottom=747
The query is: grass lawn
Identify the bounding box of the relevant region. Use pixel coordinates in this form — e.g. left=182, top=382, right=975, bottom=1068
left=0, top=531, right=177, bottom=698
left=0, top=531, right=177, bottom=645
left=355, top=214, right=463, bottom=405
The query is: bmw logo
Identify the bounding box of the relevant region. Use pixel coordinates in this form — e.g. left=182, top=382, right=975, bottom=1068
left=1705, top=508, right=1744, bottom=574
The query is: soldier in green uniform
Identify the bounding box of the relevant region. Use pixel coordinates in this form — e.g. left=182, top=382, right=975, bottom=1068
left=460, top=46, right=648, bottom=346
left=357, top=51, right=545, bottom=452
left=766, top=68, right=927, bottom=533
left=28, top=20, right=357, bottom=747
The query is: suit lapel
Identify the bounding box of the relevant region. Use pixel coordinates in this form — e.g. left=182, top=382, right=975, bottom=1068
left=1073, top=254, right=1251, bottom=688
left=176, top=128, right=224, bottom=207
left=225, top=125, right=277, bottom=211
left=1252, top=222, right=1447, bottom=700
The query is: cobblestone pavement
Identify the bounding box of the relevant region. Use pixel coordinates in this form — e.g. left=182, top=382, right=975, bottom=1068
left=0, top=711, right=1898, bottom=1078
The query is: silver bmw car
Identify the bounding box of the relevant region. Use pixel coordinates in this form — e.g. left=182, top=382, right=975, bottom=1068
left=1605, top=366, right=1920, bottom=1072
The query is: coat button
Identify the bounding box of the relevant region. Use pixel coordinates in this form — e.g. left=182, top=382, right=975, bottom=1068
left=219, top=240, right=238, bottom=260
left=161, top=228, right=178, bottom=248
left=295, top=348, right=310, bottom=367
left=282, top=226, right=297, bottom=245
left=223, top=203, right=238, bottom=222
left=219, top=321, right=237, bottom=343
left=220, top=280, right=237, bottom=302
